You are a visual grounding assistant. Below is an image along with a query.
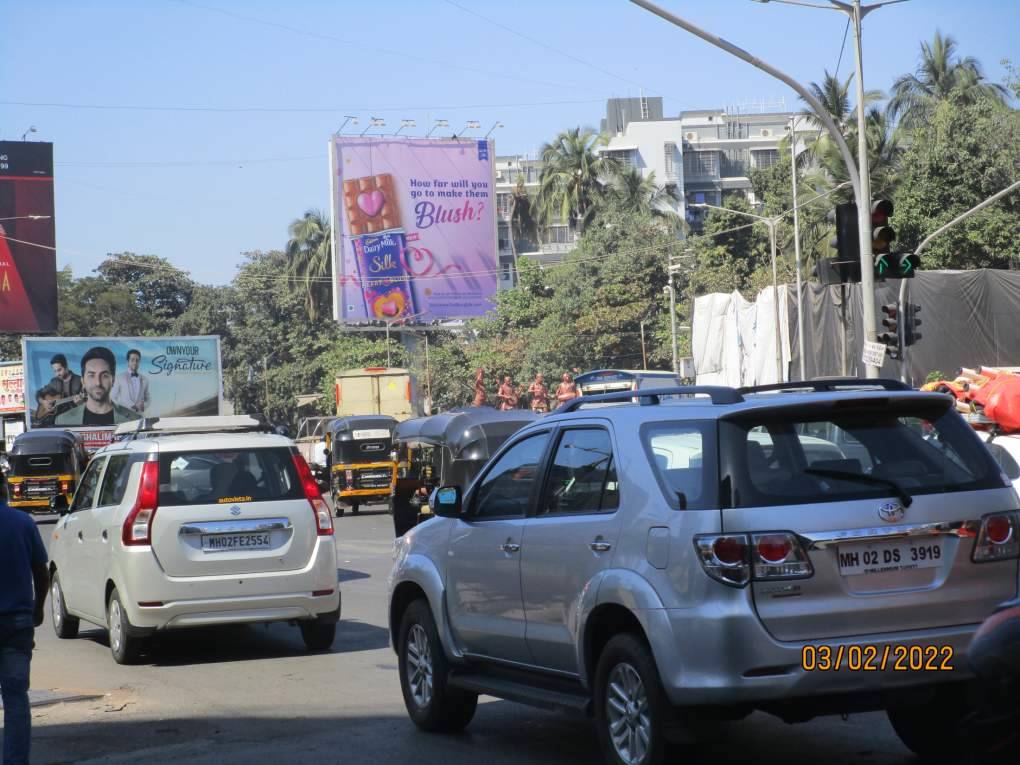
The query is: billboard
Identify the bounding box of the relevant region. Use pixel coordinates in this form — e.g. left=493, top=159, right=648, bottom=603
left=0, top=141, right=57, bottom=332
left=0, top=362, right=25, bottom=414
left=23, top=336, right=223, bottom=449
left=330, top=136, right=498, bottom=324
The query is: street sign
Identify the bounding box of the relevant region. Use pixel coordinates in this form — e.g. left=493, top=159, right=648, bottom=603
left=862, top=341, right=887, bottom=368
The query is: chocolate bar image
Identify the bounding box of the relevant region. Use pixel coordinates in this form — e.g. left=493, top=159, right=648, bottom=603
left=342, top=173, right=401, bottom=235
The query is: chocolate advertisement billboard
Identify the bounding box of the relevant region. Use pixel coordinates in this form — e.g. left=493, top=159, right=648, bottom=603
left=330, top=136, right=498, bottom=324
left=22, top=336, right=223, bottom=450
left=0, top=141, right=57, bottom=332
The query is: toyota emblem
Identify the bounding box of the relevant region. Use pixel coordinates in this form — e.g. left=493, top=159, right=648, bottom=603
left=230, top=506, right=242, bottom=517
left=878, top=501, right=905, bottom=523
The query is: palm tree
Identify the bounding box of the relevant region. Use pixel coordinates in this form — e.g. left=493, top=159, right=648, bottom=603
left=607, top=167, right=682, bottom=226
left=804, top=70, right=884, bottom=131
left=889, top=31, right=1008, bottom=128
left=286, top=209, right=332, bottom=321
left=507, top=177, right=538, bottom=260
left=538, top=127, right=620, bottom=233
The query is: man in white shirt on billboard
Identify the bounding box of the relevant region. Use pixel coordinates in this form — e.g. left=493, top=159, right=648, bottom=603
left=111, top=348, right=150, bottom=414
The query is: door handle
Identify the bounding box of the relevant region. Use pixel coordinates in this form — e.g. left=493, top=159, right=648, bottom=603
left=590, top=539, right=612, bottom=553
left=101, top=530, right=109, bottom=542
left=501, top=541, right=520, bottom=554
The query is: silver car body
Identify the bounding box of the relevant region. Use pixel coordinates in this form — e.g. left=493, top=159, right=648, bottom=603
left=390, top=389, right=1020, bottom=708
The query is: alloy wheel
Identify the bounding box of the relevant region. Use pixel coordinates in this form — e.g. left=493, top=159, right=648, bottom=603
left=606, top=662, right=652, bottom=765
left=51, top=579, right=62, bottom=629
left=109, top=599, right=123, bottom=653
left=406, top=623, right=434, bottom=708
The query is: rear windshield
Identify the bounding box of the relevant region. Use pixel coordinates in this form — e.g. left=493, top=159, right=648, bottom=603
left=158, top=448, right=304, bottom=506
left=9, top=454, right=74, bottom=476
left=719, top=402, right=1006, bottom=508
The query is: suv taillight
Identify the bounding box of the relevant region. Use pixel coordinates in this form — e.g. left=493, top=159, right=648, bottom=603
left=973, top=512, right=1020, bottom=562
left=122, top=460, right=160, bottom=546
left=695, top=532, right=814, bottom=588
left=293, top=454, right=334, bottom=536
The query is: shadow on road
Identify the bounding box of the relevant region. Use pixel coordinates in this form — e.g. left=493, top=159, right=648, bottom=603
left=337, top=568, right=371, bottom=583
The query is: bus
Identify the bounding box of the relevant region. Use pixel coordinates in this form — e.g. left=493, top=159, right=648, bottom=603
left=573, top=369, right=679, bottom=396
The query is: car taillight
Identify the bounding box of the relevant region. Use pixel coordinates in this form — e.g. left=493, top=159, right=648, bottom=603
left=752, top=532, right=813, bottom=579
left=694, top=534, right=751, bottom=586
left=122, top=460, right=160, bottom=546
left=695, top=531, right=813, bottom=587
left=973, top=512, right=1020, bottom=562
left=293, top=454, right=333, bottom=536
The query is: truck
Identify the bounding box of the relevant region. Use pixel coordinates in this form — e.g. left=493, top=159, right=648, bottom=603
left=335, top=367, right=414, bottom=421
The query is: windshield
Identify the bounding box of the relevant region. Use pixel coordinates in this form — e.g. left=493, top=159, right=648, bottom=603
left=158, top=448, right=304, bottom=506
left=719, top=402, right=1005, bottom=508
left=9, top=453, right=75, bottom=476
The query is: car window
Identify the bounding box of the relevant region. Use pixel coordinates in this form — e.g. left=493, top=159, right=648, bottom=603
left=986, top=442, right=1020, bottom=481
left=643, top=421, right=717, bottom=510
left=541, top=428, right=618, bottom=514
left=97, top=454, right=139, bottom=508
left=721, top=403, right=1004, bottom=508
left=158, top=448, right=303, bottom=506
left=72, top=457, right=105, bottom=512
left=472, top=432, right=550, bottom=519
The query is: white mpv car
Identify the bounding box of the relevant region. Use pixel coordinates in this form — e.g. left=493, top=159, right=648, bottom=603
left=48, top=416, right=340, bottom=664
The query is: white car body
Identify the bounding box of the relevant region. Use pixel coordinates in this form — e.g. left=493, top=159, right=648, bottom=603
left=48, top=420, right=339, bottom=662
left=978, top=430, right=1020, bottom=495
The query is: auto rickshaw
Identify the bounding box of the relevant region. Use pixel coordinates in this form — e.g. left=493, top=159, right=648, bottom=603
left=390, top=407, right=541, bottom=535
left=6, top=429, right=90, bottom=514
left=329, top=415, right=398, bottom=515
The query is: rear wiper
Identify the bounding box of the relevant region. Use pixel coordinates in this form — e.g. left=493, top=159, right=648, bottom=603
left=803, top=468, right=913, bottom=508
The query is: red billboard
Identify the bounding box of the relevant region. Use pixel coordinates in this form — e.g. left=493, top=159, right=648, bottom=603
left=0, top=141, right=57, bottom=332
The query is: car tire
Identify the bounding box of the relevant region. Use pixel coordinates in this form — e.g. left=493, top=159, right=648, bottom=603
left=595, top=633, right=671, bottom=765
left=398, top=599, right=477, bottom=733
left=50, top=571, right=79, bottom=639
left=300, top=620, right=336, bottom=651
left=107, top=588, right=145, bottom=665
left=888, top=684, right=1019, bottom=763
left=351, top=500, right=360, bottom=514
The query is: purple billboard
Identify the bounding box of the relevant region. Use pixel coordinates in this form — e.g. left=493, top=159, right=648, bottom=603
left=330, top=136, right=498, bottom=324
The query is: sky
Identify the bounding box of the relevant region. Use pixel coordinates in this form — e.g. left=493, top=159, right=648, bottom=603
left=2, top=0, right=1016, bottom=286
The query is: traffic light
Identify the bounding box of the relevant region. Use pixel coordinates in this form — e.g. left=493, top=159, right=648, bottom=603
left=817, top=202, right=861, bottom=284
left=896, top=252, right=921, bottom=278
left=904, top=303, right=922, bottom=346
left=871, top=199, right=898, bottom=279
left=879, top=302, right=901, bottom=359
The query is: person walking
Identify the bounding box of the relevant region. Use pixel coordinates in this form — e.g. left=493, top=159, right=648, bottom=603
left=0, top=486, right=50, bottom=765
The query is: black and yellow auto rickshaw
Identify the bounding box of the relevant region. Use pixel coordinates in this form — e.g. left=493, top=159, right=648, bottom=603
left=329, top=415, right=398, bottom=515
left=390, top=407, right=541, bottom=535
left=6, top=429, right=89, bottom=514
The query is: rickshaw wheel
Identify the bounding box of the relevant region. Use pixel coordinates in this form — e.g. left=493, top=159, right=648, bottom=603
left=350, top=500, right=360, bottom=514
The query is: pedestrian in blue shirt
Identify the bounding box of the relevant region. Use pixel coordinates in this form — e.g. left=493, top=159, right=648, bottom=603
left=0, top=490, right=49, bottom=765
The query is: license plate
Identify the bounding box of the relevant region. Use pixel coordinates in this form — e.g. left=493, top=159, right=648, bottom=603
left=837, top=539, right=944, bottom=576
left=201, top=532, right=272, bottom=552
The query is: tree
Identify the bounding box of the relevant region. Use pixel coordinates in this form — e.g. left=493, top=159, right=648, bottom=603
left=538, top=127, right=620, bottom=233
left=285, top=209, right=332, bottom=322
left=889, top=31, right=1008, bottom=129
left=97, top=252, right=195, bottom=333
left=605, top=167, right=682, bottom=228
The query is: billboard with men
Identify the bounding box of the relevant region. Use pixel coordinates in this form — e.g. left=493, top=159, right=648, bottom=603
left=330, top=136, right=498, bottom=324
left=0, top=141, right=58, bottom=332
left=23, top=336, right=223, bottom=447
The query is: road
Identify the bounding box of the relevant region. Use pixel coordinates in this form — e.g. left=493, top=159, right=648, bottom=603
left=23, top=508, right=919, bottom=765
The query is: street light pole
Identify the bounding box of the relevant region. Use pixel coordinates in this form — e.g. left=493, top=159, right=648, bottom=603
left=665, top=281, right=678, bottom=377
left=789, top=115, right=806, bottom=380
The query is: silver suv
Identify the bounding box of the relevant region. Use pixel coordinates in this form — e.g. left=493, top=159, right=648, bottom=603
left=49, top=416, right=340, bottom=664
left=388, top=381, right=1020, bottom=765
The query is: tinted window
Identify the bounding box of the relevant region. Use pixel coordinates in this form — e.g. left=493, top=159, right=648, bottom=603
left=98, top=454, right=139, bottom=507
left=72, top=458, right=105, bottom=512
left=158, top=448, right=303, bottom=506
left=541, top=429, right=618, bottom=514
left=643, top=421, right=717, bottom=510
left=987, top=442, right=1020, bottom=481
left=721, top=403, right=1004, bottom=508
left=472, top=433, right=550, bottom=518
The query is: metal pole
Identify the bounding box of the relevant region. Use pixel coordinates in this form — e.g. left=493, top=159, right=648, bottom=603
left=769, top=221, right=783, bottom=382
left=898, top=178, right=1020, bottom=383
left=386, top=323, right=391, bottom=367
left=640, top=321, right=648, bottom=369
left=851, top=0, right=878, bottom=378
left=263, top=355, right=270, bottom=413
left=667, top=279, right=679, bottom=377
left=790, top=115, right=806, bottom=380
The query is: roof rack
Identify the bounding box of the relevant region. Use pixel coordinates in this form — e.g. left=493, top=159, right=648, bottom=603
left=737, top=378, right=911, bottom=395
left=557, top=386, right=744, bottom=413
left=113, top=415, right=275, bottom=440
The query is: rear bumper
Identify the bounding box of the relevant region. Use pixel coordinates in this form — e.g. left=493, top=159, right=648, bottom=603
left=113, top=538, right=340, bottom=630
left=647, top=607, right=980, bottom=707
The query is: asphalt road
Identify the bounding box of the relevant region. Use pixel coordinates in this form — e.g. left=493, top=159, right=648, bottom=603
left=20, top=508, right=922, bottom=765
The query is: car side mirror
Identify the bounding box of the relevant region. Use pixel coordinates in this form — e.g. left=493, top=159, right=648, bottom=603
left=430, top=485, right=462, bottom=518
left=50, top=494, right=70, bottom=515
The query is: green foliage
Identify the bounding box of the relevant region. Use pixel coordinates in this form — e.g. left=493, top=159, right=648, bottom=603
left=925, top=370, right=949, bottom=384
